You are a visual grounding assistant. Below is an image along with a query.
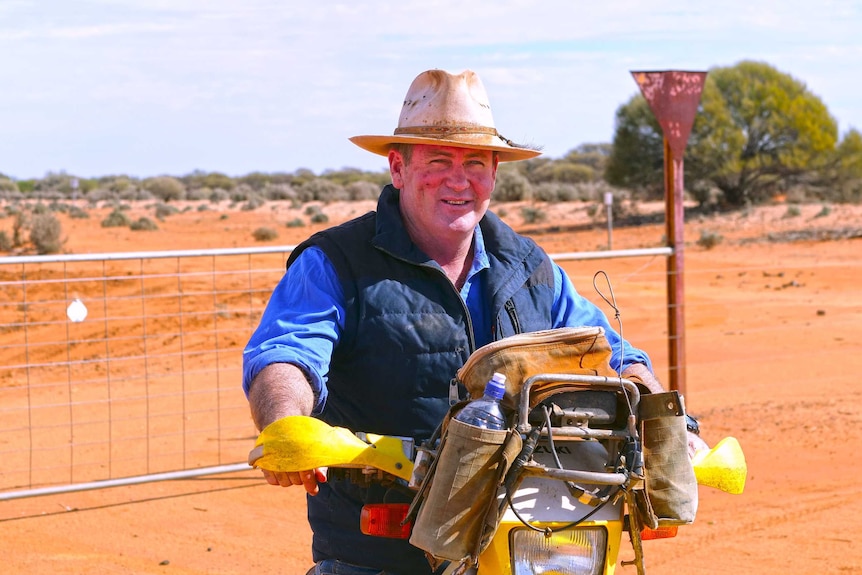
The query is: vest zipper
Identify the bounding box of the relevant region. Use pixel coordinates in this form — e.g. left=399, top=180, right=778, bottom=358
left=504, top=298, right=522, bottom=335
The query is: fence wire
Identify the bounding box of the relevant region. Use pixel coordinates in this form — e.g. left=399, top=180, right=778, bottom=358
left=0, top=247, right=294, bottom=497
left=0, top=245, right=674, bottom=501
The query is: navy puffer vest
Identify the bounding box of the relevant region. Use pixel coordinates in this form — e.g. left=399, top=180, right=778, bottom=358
left=286, top=185, right=554, bottom=572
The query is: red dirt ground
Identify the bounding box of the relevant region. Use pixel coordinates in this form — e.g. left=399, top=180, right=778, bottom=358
left=2, top=199, right=862, bottom=574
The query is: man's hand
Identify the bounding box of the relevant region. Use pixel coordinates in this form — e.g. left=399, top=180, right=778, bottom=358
left=687, top=431, right=710, bottom=459
left=248, top=363, right=323, bottom=494
left=262, top=468, right=327, bottom=495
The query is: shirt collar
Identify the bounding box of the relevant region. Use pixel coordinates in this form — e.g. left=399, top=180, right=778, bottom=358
left=459, top=225, right=490, bottom=299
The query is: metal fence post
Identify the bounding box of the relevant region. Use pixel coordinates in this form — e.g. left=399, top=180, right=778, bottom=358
left=631, top=70, right=707, bottom=395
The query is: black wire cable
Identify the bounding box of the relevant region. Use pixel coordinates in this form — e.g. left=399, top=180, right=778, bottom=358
left=504, top=405, right=620, bottom=534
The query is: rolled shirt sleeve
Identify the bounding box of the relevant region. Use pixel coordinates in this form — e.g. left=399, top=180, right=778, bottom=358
left=550, top=262, right=653, bottom=374
left=242, top=247, right=344, bottom=414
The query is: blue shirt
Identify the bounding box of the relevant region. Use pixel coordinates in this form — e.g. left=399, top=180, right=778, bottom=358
left=243, top=226, right=652, bottom=413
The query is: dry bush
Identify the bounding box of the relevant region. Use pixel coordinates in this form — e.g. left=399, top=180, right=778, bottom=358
left=130, top=217, right=159, bottom=231
left=101, top=209, right=131, bottom=228
left=29, top=212, right=64, bottom=254
left=696, top=230, right=723, bottom=250
left=253, top=227, right=278, bottom=241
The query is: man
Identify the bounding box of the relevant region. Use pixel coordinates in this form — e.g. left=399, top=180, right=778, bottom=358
left=243, top=69, right=706, bottom=575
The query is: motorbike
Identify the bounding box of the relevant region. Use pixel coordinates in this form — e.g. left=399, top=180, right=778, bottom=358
left=249, top=340, right=747, bottom=575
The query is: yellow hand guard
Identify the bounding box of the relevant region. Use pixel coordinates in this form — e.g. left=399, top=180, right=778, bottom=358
left=248, top=415, right=414, bottom=482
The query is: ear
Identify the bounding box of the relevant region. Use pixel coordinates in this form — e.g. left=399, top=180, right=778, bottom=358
left=388, top=149, right=404, bottom=189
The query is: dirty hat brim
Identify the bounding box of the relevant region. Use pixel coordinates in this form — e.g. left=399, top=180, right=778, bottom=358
left=350, top=69, right=542, bottom=163
left=349, top=131, right=541, bottom=162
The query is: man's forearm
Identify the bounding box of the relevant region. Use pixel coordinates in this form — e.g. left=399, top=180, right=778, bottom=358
left=247, top=363, right=316, bottom=431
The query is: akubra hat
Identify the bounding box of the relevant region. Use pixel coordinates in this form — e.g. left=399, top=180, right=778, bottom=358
left=350, top=69, right=541, bottom=162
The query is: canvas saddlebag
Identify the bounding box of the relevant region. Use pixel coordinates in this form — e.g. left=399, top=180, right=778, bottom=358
left=408, top=326, right=623, bottom=568
left=637, top=390, right=699, bottom=528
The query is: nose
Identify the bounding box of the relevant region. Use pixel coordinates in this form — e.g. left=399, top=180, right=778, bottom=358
left=446, top=165, right=470, bottom=192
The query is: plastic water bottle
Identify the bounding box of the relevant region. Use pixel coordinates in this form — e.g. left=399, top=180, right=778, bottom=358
left=454, top=372, right=508, bottom=430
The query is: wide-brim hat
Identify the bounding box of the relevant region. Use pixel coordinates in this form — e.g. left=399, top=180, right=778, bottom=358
left=350, top=69, right=542, bottom=162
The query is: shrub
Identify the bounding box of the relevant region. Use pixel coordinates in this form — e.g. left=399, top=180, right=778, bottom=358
left=130, top=217, right=159, bottom=231
left=199, top=172, right=235, bottom=191
left=814, top=204, right=831, bottom=218
left=252, top=226, right=278, bottom=241
left=154, top=202, right=179, bottom=220
left=0, top=176, right=18, bottom=193
left=494, top=168, right=532, bottom=202
left=101, top=209, right=131, bottom=228
left=299, top=179, right=348, bottom=203
left=12, top=211, right=28, bottom=246
left=209, top=188, right=230, bottom=203
left=783, top=204, right=802, bottom=218
left=345, top=181, right=381, bottom=201
left=285, top=218, right=304, bottom=228
left=29, top=213, right=64, bottom=254
left=0, top=230, right=11, bottom=252
left=86, top=188, right=118, bottom=204
left=696, top=230, right=723, bottom=250
left=48, top=201, right=70, bottom=213
left=68, top=205, right=90, bottom=219
left=520, top=206, right=547, bottom=224
left=241, top=195, right=266, bottom=211
left=264, top=183, right=298, bottom=201
left=310, top=211, right=329, bottom=224
left=185, top=187, right=209, bottom=201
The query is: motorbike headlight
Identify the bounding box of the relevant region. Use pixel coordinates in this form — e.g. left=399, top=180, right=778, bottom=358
left=511, top=527, right=606, bottom=575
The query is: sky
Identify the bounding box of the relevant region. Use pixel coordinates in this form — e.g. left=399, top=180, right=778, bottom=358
left=2, top=0, right=861, bottom=181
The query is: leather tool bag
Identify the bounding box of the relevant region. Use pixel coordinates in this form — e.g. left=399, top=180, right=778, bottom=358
left=456, top=326, right=619, bottom=406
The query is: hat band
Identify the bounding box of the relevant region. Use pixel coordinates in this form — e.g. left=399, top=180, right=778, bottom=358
left=394, top=125, right=499, bottom=137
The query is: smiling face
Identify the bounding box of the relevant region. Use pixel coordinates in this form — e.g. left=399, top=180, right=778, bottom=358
left=389, top=144, right=498, bottom=255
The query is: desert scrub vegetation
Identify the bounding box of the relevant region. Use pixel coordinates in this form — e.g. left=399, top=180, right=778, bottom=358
left=252, top=226, right=278, bottom=241
left=130, top=217, right=159, bottom=231
left=101, top=208, right=132, bottom=228
left=154, top=202, right=179, bottom=220
left=783, top=204, right=802, bottom=219
left=696, top=230, right=723, bottom=250
left=520, top=206, right=547, bottom=224
left=2, top=91, right=858, bottom=222
left=29, top=212, right=64, bottom=254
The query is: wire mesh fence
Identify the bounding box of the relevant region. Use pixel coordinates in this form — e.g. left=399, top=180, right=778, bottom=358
left=0, top=247, right=295, bottom=498
left=0, top=245, right=678, bottom=502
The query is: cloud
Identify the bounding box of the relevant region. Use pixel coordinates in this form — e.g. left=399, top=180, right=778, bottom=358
left=1, top=0, right=860, bottom=177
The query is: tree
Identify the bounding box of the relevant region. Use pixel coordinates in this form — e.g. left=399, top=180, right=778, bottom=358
left=605, top=96, right=665, bottom=198
left=606, top=61, right=839, bottom=207
left=826, top=128, right=862, bottom=202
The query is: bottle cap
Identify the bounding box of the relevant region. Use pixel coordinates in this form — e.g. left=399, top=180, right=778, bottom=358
left=485, top=372, right=507, bottom=400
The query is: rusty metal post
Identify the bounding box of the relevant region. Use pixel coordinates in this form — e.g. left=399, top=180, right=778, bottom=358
left=631, top=70, right=707, bottom=395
